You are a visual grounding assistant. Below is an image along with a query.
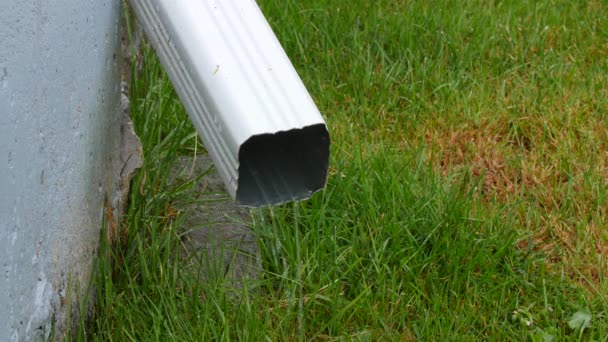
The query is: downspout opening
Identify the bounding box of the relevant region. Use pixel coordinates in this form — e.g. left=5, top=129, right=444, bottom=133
left=236, top=124, right=330, bottom=207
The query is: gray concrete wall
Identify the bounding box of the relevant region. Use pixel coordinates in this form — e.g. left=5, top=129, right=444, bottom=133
left=0, top=1, right=122, bottom=340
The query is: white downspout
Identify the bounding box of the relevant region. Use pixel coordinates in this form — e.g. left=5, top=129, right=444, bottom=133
left=128, top=0, right=330, bottom=206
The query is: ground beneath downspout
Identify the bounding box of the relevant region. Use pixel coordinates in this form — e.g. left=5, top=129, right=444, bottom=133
left=169, top=156, right=262, bottom=289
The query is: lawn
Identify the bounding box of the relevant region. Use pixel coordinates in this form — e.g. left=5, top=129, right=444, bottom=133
left=80, top=0, right=607, bottom=340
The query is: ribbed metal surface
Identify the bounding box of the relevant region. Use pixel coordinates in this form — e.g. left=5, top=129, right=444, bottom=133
left=129, top=0, right=330, bottom=206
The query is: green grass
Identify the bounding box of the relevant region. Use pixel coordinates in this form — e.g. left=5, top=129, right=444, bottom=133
left=78, top=0, right=607, bottom=340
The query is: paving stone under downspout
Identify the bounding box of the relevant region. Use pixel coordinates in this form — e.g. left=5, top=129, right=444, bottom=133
left=168, top=156, right=262, bottom=291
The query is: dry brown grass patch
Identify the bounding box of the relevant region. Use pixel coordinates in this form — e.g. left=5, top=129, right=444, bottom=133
left=422, top=115, right=608, bottom=292
left=425, top=122, right=532, bottom=199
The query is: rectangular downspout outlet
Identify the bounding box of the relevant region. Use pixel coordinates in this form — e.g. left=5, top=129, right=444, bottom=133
left=129, top=0, right=330, bottom=206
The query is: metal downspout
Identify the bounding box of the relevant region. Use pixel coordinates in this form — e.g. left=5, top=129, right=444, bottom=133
left=128, top=0, right=330, bottom=206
